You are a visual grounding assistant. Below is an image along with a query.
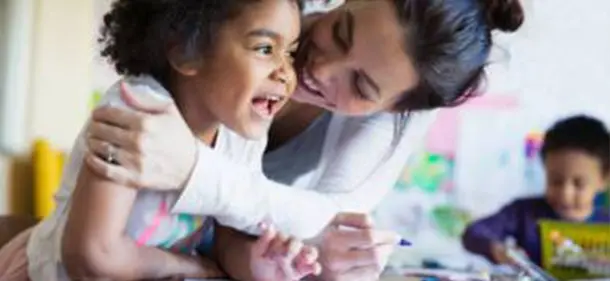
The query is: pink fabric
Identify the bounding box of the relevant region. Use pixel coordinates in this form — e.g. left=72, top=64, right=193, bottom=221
left=0, top=228, right=32, bottom=281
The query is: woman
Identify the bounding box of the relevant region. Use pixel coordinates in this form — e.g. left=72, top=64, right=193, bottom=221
left=85, top=0, right=524, bottom=280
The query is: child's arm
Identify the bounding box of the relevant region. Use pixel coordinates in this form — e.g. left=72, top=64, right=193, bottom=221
left=212, top=224, right=253, bottom=280
left=213, top=223, right=320, bottom=281
left=61, top=82, right=223, bottom=280
left=61, top=163, right=223, bottom=280
left=461, top=201, right=521, bottom=263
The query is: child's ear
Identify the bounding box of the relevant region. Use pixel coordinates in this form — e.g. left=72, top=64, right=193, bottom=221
left=167, top=47, right=202, bottom=76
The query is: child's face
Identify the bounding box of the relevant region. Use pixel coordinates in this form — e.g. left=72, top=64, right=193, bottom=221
left=177, top=0, right=301, bottom=139
left=544, top=149, right=607, bottom=221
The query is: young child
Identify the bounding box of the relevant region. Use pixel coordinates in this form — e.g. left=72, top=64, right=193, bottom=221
left=462, top=115, right=610, bottom=266
left=0, top=1, right=320, bottom=281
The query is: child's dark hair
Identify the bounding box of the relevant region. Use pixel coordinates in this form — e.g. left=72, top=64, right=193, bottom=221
left=541, top=115, right=610, bottom=173
left=99, top=0, right=299, bottom=85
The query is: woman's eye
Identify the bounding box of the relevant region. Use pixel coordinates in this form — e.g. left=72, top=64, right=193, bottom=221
left=351, top=73, right=370, bottom=101
left=254, top=45, right=273, bottom=55
left=287, top=47, right=298, bottom=59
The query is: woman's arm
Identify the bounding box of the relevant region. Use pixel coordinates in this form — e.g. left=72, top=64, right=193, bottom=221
left=85, top=88, right=436, bottom=239
left=172, top=112, right=436, bottom=238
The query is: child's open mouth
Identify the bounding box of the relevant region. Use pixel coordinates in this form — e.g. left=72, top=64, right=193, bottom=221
left=251, top=94, right=285, bottom=119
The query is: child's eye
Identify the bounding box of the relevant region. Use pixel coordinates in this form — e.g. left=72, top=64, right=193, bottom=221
left=573, top=178, right=587, bottom=189
left=254, top=45, right=273, bottom=55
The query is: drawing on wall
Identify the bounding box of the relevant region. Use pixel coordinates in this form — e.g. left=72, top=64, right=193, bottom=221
left=375, top=95, right=532, bottom=266
left=524, top=131, right=545, bottom=194
left=431, top=205, right=471, bottom=238
left=395, top=152, right=454, bottom=194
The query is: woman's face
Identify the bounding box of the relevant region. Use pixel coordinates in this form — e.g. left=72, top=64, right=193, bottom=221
left=293, top=0, right=418, bottom=116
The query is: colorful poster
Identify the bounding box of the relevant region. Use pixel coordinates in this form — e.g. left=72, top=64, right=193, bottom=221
left=375, top=95, right=526, bottom=268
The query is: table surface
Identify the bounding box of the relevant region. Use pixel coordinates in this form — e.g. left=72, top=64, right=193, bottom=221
left=189, top=277, right=420, bottom=281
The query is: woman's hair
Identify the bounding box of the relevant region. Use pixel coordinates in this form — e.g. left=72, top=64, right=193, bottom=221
left=99, top=0, right=300, bottom=85
left=541, top=115, right=610, bottom=173
left=392, top=0, right=524, bottom=112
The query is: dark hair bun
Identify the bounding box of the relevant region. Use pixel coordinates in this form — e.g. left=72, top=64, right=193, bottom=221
left=481, top=0, right=524, bottom=32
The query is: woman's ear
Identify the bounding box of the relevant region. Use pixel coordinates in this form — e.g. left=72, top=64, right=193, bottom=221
left=167, top=46, right=202, bottom=76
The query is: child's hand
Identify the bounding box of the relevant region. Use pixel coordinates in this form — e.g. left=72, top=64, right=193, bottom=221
left=249, top=224, right=322, bottom=281
left=491, top=242, right=528, bottom=266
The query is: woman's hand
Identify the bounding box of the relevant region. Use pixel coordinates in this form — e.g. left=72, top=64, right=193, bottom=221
left=313, top=213, right=399, bottom=281
left=85, top=83, right=196, bottom=190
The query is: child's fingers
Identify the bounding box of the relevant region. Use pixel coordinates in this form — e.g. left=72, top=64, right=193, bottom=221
left=293, top=259, right=323, bottom=279
left=293, top=246, right=321, bottom=277
left=298, top=261, right=322, bottom=276
left=312, top=261, right=322, bottom=275
left=251, top=223, right=277, bottom=256
left=293, top=245, right=319, bottom=267
left=261, top=231, right=287, bottom=259
left=284, top=237, right=304, bottom=261
left=304, top=246, right=319, bottom=264
left=277, top=238, right=303, bottom=280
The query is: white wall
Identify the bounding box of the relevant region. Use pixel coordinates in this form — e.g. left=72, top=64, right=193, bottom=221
left=487, top=0, right=610, bottom=121
left=0, top=0, right=94, bottom=213
left=93, top=0, right=119, bottom=90
left=28, top=0, right=94, bottom=151
left=0, top=0, right=35, bottom=154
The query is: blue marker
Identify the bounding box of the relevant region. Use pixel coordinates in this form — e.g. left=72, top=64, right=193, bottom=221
left=338, top=225, right=412, bottom=246
left=399, top=238, right=412, bottom=247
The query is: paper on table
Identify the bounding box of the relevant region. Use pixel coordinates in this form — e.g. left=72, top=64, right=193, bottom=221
left=185, top=279, right=231, bottom=281
left=187, top=277, right=418, bottom=281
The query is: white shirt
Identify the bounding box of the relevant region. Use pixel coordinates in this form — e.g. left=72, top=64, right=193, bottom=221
left=25, top=76, right=267, bottom=281
left=173, top=111, right=436, bottom=239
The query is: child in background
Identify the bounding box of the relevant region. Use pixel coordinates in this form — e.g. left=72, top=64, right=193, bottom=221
left=462, top=115, right=610, bottom=266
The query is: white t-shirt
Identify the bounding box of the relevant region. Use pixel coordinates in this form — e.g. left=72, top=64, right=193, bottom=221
left=25, top=76, right=267, bottom=281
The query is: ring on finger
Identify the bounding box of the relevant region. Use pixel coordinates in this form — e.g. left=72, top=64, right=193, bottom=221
left=104, top=143, right=120, bottom=165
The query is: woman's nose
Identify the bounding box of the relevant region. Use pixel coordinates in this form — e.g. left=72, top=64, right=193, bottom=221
left=309, top=53, right=354, bottom=103
left=309, top=53, right=351, bottom=85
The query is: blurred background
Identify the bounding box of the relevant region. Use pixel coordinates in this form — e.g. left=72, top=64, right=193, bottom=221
left=0, top=0, right=609, bottom=270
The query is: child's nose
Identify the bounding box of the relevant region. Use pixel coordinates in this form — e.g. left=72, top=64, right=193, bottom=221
left=558, top=185, right=576, bottom=204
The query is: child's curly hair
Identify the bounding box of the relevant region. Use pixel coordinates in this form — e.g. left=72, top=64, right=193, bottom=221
left=99, top=0, right=300, bottom=84
left=542, top=115, right=610, bottom=173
